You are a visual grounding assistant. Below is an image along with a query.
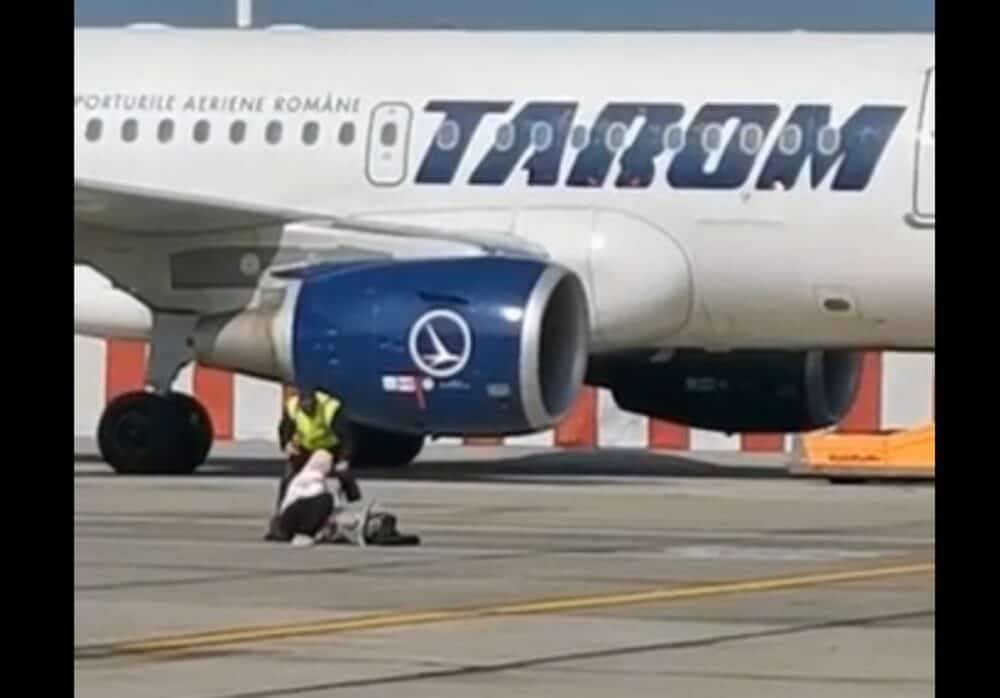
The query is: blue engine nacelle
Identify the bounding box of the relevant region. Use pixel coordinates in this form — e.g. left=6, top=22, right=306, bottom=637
left=588, top=349, right=862, bottom=432
left=254, top=256, right=591, bottom=436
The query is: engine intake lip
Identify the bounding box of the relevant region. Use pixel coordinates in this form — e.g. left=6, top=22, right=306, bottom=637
left=806, top=349, right=862, bottom=425
left=271, top=279, right=302, bottom=383
left=519, top=265, right=590, bottom=429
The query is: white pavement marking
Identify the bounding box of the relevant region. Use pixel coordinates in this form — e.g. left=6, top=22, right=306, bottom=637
left=662, top=545, right=902, bottom=563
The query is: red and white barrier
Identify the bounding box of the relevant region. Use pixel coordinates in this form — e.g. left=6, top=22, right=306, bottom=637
left=74, top=336, right=934, bottom=452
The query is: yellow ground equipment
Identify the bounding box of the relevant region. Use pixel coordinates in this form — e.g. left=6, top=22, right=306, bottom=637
left=790, top=423, right=934, bottom=482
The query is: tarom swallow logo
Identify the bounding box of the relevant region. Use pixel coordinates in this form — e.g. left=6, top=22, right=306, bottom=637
left=408, top=309, right=472, bottom=379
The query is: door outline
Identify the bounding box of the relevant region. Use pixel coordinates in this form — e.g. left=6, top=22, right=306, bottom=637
left=365, top=102, right=413, bottom=187
left=906, top=67, right=935, bottom=229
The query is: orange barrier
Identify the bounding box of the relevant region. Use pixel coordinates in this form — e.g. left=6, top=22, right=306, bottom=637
left=789, top=423, right=934, bottom=481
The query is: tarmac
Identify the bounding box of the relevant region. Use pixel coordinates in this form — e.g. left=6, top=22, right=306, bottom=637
left=75, top=443, right=935, bottom=698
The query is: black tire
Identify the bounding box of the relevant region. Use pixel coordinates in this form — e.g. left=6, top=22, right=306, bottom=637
left=97, top=391, right=212, bottom=475
left=349, top=422, right=424, bottom=469
left=165, top=392, right=214, bottom=467
left=98, top=392, right=183, bottom=475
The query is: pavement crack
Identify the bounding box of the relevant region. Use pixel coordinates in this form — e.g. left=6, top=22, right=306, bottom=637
left=532, top=666, right=932, bottom=686
left=191, top=608, right=934, bottom=698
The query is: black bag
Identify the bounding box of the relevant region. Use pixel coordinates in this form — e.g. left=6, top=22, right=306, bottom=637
left=364, top=512, right=420, bottom=546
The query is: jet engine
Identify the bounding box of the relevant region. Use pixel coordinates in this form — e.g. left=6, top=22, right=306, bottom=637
left=589, top=349, right=862, bottom=433
left=194, top=257, right=590, bottom=436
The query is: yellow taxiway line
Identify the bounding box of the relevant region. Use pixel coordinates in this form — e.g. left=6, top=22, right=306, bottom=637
left=79, top=560, right=933, bottom=659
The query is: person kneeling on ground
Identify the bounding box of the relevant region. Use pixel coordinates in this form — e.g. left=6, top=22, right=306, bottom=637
left=265, top=386, right=359, bottom=541
left=269, top=449, right=419, bottom=547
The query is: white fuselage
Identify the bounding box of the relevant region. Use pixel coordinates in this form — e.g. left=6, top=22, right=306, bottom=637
left=74, top=28, right=934, bottom=353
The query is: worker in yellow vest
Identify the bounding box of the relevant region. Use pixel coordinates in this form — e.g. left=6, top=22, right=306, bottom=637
left=265, top=386, right=361, bottom=542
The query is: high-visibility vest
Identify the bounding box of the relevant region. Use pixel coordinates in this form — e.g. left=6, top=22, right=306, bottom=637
left=286, top=392, right=340, bottom=452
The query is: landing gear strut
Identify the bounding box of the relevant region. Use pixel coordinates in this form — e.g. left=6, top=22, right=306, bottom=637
left=97, top=312, right=214, bottom=475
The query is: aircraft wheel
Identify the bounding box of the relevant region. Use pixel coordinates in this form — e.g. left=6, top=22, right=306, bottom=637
left=97, top=391, right=211, bottom=475
left=165, top=392, right=214, bottom=467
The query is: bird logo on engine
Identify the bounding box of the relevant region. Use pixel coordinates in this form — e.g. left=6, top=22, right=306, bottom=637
left=408, top=309, right=473, bottom=379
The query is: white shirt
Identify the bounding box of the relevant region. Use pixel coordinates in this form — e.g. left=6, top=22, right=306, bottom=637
left=279, top=450, right=334, bottom=513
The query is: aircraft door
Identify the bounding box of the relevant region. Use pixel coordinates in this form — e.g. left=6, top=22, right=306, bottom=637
left=909, top=67, right=934, bottom=227
left=366, top=102, right=412, bottom=187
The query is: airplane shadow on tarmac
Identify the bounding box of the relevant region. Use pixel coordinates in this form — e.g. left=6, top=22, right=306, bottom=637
left=75, top=447, right=794, bottom=484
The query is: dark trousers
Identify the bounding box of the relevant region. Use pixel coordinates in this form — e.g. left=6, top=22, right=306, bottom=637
left=279, top=492, right=335, bottom=537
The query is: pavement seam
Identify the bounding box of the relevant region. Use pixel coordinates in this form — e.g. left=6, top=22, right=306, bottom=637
left=171, top=608, right=937, bottom=698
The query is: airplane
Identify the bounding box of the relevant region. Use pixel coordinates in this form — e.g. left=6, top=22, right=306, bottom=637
left=74, top=26, right=934, bottom=475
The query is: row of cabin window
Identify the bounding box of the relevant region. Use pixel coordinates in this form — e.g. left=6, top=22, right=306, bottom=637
left=83, top=117, right=360, bottom=146
left=83, top=116, right=844, bottom=157
left=447, top=121, right=845, bottom=157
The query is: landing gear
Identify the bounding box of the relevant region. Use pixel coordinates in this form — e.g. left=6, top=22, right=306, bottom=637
left=166, top=392, right=213, bottom=466
left=350, top=422, right=424, bottom=469
left=96, top=312, right=215, bottom=475
left=97, top=391, right=214, bottom=475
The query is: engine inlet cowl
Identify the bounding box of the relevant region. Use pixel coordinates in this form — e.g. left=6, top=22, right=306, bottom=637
left=195, top=257, right=591, bottom=437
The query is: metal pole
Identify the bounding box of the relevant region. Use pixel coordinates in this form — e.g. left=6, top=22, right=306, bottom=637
left=236, top=0, right=252, bottom=29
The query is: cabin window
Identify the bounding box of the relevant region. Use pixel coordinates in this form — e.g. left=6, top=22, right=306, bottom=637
left=338, top=122, right=355, bottom=145
left=531, top=122, right=553, bottom=151
left=702, top=123, right=723, bottom=152
left=85, top=118, right=103, bottom=142
left=739, top=123, right=764, bottom=155
left=193, top=119, right=211, bottom=144
left=265, top=120, right=282, bottom=145
left=121, top=118, right=138, bottom=143
left=817, top=125, right=841, bottom=156
left=229, top=120, right=246, bottom=144
left=778, top=124, right=803, bottom=155
left=495, top=123, right=515, bottom=151
left=435, top=119, right=460, bottom=151
left=605, top=122, right=627, bottom=150
left=663, top=124, right=684, bottom=151
left=157, top=119, right=174, bottom=143
left=570, top=124, right=589, bottom=149
left=302, top=121, right=319, bottom=146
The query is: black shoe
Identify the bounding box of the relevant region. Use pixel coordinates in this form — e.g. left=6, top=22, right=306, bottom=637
left=264, top=517, right=289, bottom=542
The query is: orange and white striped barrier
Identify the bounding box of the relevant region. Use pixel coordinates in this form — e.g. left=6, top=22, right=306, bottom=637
left=75, top=336, right=934, bottom=456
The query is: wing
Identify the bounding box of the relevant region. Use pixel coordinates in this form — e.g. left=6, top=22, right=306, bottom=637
left=75, top=179, right=547, bottom=257
left=75, top=179, right=293, bottom=235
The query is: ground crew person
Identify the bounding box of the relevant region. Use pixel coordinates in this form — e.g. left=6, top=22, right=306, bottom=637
left=265, top=386, right=360, bottom=541
left=273, top=456, right=419, bottom=547
left=273, top=449, right=370, bottom=546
